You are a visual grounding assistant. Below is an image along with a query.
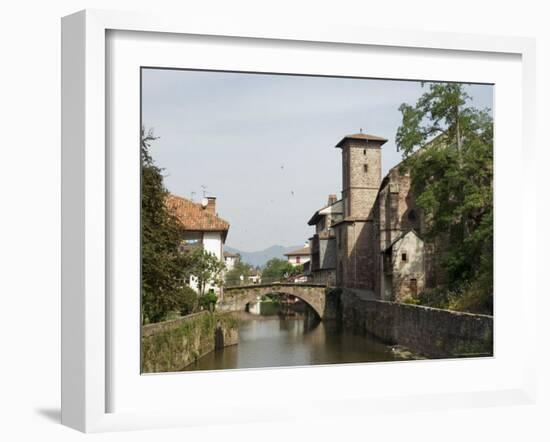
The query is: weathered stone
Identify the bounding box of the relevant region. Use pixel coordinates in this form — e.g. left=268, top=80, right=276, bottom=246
left=141, top=311, right=239, bottom=373
left=341, top=289, right=493, bottom=358
left=221, top=283, right=329, bottom=318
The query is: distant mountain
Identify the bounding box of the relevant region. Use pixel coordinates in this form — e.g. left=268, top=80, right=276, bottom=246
left=225, top=244, right=303, bottom=268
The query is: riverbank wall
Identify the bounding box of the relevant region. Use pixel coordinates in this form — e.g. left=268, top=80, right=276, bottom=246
left=341, top=289, right=493, bottom=358
left=141, top=311, right=239, bottom=373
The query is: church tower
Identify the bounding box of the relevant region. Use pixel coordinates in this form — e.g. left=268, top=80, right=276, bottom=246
left=333, top=131, right=387, bottom=290
left=336, top=131, right=386, bottom=219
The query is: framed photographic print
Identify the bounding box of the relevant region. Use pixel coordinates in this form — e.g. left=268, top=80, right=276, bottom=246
left=61, top=9, right=537, bottom=432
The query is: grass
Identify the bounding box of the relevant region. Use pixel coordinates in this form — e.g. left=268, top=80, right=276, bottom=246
left=141, top=311, right=240, bottom=373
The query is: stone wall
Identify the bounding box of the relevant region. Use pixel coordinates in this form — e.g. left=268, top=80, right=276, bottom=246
left=141, top=311, right=239, bottom=373
left=341, top=290, right=493, bottom=358
left=311, top=268, right=336, bottom=286
left=336, top=221, right=378, bottom=290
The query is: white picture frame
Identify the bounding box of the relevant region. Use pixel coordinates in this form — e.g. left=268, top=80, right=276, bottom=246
left=61, top=9, right=537, bottom=433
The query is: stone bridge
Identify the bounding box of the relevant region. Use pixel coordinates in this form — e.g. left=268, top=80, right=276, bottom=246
left=220, top=283, right=329, bottom=318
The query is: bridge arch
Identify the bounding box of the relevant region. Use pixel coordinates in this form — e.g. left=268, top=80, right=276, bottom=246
left=220, top=283, right=328, bottom=319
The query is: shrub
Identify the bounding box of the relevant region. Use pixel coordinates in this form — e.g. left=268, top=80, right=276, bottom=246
left=448, top=278, right=493, bottom=315
left=402, top=296, right=420, bottom=305
left=416, top=287, right=451, bottom=309
left=178, top=285, right=198, bottom=316
left=415, top=281, right=492, bottom=315
left=199, top=290, right=218, bottom=312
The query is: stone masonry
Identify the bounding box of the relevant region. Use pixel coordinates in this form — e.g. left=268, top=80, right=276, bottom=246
left=220, top=283, right=328, bottom=318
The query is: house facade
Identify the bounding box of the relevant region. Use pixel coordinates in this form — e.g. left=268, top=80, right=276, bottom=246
left=223, top=251, right=239, bottom=272
left=166, top=194, right=230, bottom=294
left=307, top=194, right=343, bottom=285
left=284, top=244, right=311, bottom=267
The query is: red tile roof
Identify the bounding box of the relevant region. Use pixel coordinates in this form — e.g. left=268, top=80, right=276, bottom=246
left=166, top=194, right=230, bottom=234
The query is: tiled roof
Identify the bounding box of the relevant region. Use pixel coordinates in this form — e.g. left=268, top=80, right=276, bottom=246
left=284, top=246, right=311, bottom=256
left=166, top=194, right=230, bottom=233
left=335, top=132, right=388, bottom=147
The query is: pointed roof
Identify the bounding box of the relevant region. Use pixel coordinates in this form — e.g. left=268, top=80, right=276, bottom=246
left=335, top=132, right=388, bottom=148
left=165, top=194, right=230, bottom=238
left=307, top=198, right=343, bottom=226
left=382, top=229, right=423, bottom=253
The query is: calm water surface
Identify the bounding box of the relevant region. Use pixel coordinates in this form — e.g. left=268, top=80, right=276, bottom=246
left=184, top=314, right=406, bottom=371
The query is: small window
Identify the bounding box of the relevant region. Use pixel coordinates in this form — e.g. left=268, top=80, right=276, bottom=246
left=364, top=164, right=368, bottom=173
left=407, top=210, right=417, bottom=222
left=363, top=149, right=366, bottom=155
left=296, top=256, right=301, bottom=264
left=401, top=253, right=407, bottom=262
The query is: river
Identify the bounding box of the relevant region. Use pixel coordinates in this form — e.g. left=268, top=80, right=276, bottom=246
left=183, top=312, right=411, bottom=371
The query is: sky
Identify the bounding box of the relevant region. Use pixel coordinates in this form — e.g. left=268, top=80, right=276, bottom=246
left=141, top=69, right=493, bottom=252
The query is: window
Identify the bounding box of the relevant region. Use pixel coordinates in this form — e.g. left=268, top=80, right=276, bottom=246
left=364, top=164, right=368, bottom=173
left=296, top=256, right=301, bottom=264
left=363, top=149, right=366, bottom=155
left=407, top=210, right=417, bottom=222
left=401, top=253, right=407, bottom=262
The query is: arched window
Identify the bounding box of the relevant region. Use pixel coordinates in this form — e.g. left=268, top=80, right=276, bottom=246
left=407, top=209, right=417, bottom=222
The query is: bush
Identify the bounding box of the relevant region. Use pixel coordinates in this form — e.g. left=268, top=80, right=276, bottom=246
left=199, top=290, right=218, bottom=312
left=402, top=296, right=420, bottom=306
left=415, top=287, right=451, bottom=310
left=414, top=280, right=492, bottom=316
left=178, top=285, right=199, bottom=316
left=448, top=278, right=493, bottom=315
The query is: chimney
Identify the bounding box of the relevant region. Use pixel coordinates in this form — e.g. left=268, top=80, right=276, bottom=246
left=205, top=196, right=216, bottom=215
left=328, top=194, right=337, bottom=205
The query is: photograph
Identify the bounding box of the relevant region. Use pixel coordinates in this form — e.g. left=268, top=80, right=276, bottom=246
left=139, top=68, right=494, bottom=374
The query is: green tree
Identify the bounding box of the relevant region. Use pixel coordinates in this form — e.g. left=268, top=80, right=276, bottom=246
left=141, top=127, right=193, bottom=324
left=396, top=83, right=493, bottom=314
left=262, top=258, right=303, bottom=281
left=225, top=258, right=254, bottom=285
left=189, top=248, right=226, bottom=297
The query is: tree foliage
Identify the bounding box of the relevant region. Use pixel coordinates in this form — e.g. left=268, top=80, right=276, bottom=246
left=262, top=258, right=303, bottom=281
left=188, top=248, right=226, bottom=296
left=396, top=83, right=493, bottom=314
left=225, top=257, right=254, bottom=285
left=141, top=127, right=194, bottom=324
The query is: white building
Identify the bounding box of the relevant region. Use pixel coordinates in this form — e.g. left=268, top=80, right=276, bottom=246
left=381, top=229, right=425, bottom=301
left=166, top=194, right=230, bottom=294
left=284, top=243, right=311, bottom=267
left=223, top=251, right=239, bottom=272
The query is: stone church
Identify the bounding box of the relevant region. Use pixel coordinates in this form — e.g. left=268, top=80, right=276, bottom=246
left=308, top=131, right=439, bottom=302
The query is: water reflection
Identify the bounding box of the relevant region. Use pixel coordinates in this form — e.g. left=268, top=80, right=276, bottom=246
left=184, top=313, right=405, bottom=372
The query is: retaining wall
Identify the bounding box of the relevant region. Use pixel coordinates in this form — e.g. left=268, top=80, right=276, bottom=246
left=341, top=290, right=493, bottom=358
left=141, top=311, right=239, bottom=373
